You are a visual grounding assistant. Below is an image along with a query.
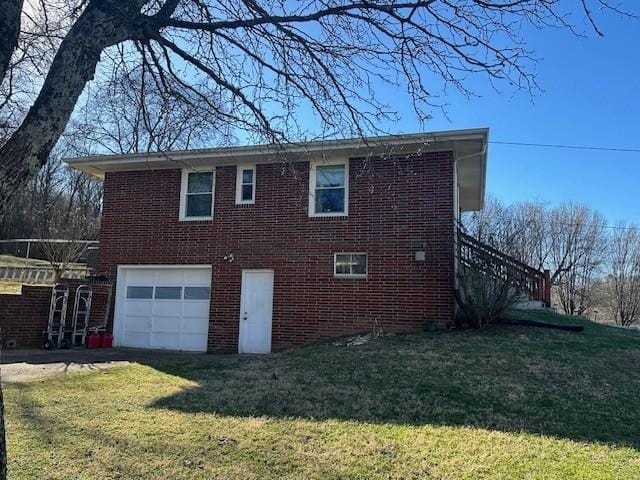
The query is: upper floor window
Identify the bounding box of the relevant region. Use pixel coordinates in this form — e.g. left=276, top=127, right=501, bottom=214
left=180, top=169, right=214, bottom=221
left=309, top=160, right=348, bottom=217
left=236, top=165, right=256, bottom=204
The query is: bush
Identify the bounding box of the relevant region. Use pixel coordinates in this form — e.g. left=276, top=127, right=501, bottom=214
left=455, top=266, right=521, bottom=328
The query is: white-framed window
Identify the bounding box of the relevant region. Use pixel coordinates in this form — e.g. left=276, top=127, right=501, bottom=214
left=154, top=286, right=182, bottom=300
left=334, top=253, right=367, bottom=278
left=126, top=286, right=153, bottom=299
left=236, top=164, right=256, bottom=204
left=126, top=285, right=211, bottom=300
left=309, top=159, right=348, bottom=217
left=180, top=168, right=215, bottom=221
left=183, top=286, right=210, bottom=300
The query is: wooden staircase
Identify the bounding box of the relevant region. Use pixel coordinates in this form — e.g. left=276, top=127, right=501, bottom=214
left=457, top=230, right=551, bottom=307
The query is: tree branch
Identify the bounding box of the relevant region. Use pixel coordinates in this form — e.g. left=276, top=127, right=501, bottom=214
left=0, top=0, right=23, bottom=85
left=0, top=0, right=145, bottom=211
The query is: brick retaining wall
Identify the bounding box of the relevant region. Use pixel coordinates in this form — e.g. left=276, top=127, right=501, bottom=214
left=0, top=279, right=112, bottom=349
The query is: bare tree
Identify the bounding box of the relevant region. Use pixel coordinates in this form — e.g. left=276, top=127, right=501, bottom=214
left=66, top=61, right=230, bottom=155
left=0, top=147, right=102, bottom=241
left=0, top=372, right=5, bottom=480
left=549, top=203, right=607, bottom=315
left=462, top=198, right=607, bottom=315
left=38, top=185, right=98, bottom=281
left=40, top=239, right=92, bottom=282
left=609, top=223, right=640, bottom=326
left=0, top=0, right=637, bottom=213
left=508, top=201, right=550, bottom=271
left=462, top=197, right=550, bottom=270
left=0, top=378, right=7, bottom=480
left=462, top=197, right=511, bottom=246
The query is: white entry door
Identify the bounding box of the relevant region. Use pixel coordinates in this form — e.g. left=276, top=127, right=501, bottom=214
left=116, top=266, right=211, bottom=352
left=238, top=270, right=274, bottom=354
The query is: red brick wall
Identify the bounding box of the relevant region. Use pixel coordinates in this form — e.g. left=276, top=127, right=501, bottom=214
left=0, top=279, right=112, bottom=349
left=98, top=152, right=455, bottom=352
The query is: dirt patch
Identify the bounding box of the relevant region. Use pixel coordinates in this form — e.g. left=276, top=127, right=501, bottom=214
left=0, top=348, right=203, bottom=383
left=1, top=360, right=130, bottom=383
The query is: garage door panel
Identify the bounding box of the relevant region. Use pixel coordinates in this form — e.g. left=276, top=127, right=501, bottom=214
left=123, top=332, right=152, bottom=348
left=185, top=270, right=211, bottom=284
left=181, top=316, right=209, bottom=334
left=125, top=315, right=152, bottom=332
left=154, top=270, right=186, bottom=285
left=153, top=301, right=182, bottom=317
left=153, top=316, right=181, bottom=333
left=126, top=270, right=155, bottom=283
left=118, top=267, right=211, bottom=352
left=152, top=333, right=180, bottom=350
left=182, top=301, right=209, bottom=317
left=179, top=334, right=208, bottom=352
left=125, top=301, right=153, bottom=316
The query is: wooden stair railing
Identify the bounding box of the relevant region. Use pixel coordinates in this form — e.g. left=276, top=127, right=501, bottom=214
left=457, top=230, right=551, bottom=307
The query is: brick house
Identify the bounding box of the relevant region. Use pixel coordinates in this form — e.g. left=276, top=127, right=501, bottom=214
left=64, top=129, right=488, bottom=353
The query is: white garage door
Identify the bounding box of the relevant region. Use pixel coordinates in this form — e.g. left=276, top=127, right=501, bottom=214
left=115, top=267, right=211, bottom=352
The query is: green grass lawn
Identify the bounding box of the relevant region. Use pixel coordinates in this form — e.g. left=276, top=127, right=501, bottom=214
left=0, top=281, right=25, bottom=294
left=0, top=254, right=50, bottom=267
left=5, top=310, right=640, bottom=479
left=0, top=254, right=52, bottom=293
left=0, top=280, right=52, bottom=294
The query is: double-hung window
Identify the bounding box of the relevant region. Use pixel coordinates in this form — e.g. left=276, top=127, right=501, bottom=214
left=180, top=169, right=214, bottom=220
left=236, top=165, right=256, bottom=204
left=334, top=253, right=367, bottom=278
left=309, top=160, right=348, bottom=216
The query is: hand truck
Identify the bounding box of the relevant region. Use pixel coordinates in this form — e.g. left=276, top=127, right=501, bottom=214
left=70, top=285, right=92, bottom=346
left=43, top=284, right=69, bottom=349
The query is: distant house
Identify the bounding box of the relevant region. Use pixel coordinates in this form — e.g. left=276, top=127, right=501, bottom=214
left=64, top=129, right=489, bottom=353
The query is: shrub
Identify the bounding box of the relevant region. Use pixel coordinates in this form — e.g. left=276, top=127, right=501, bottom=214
left=455, top=265, right=521, bottom=328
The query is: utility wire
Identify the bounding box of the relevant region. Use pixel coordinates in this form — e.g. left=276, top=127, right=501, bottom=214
left=466, top=218, right=640, bottom=232
left=490, top=141, right=640, bottom=153
left=531, top=222, right=637, bottom=232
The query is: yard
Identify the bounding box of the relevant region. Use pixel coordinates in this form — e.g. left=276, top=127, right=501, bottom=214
left=0, top=280, right=53, bottom=294
left=4, top=310, right=640, bottom=479
left=0, top=281, right=26, bottom=294
left=0, top=255, right=52, bottom=293
left=0, top=255, right=50, bottom=268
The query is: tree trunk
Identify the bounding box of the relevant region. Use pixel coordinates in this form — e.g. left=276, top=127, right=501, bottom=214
left=0, top=375, right=6, bottom=480
left=0, top=1, right=143, bottom=214
left=0, top=0, right=23, bottom=85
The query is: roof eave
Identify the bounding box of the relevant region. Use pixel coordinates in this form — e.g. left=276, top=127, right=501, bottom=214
left=64, top=128, right=489, bottom=212
left=64, top=128, right=489, bottom=179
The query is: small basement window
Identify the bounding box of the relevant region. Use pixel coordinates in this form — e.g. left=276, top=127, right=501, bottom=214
left=180, top=169, right=214, bottom=220
left=334, top=253, right=367, bottom=278
left=236, top=165, right=256, bottom=204
left=309, top=160, right=348, bottom=216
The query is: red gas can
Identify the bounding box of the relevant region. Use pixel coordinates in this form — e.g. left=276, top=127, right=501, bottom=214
left=87, top=334, right=102, bottom=349
left=101, top=333, right=113, bottom=349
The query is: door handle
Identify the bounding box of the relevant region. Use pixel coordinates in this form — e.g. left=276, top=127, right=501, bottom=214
left=242, top=312, right=248, bottom=321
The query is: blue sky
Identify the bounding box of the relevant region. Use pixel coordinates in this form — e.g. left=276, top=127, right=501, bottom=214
left=383, top=11, right=640, bottom=225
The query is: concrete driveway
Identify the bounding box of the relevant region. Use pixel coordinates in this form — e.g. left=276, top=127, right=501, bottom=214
left=0, top=348, right=201, bottom=383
